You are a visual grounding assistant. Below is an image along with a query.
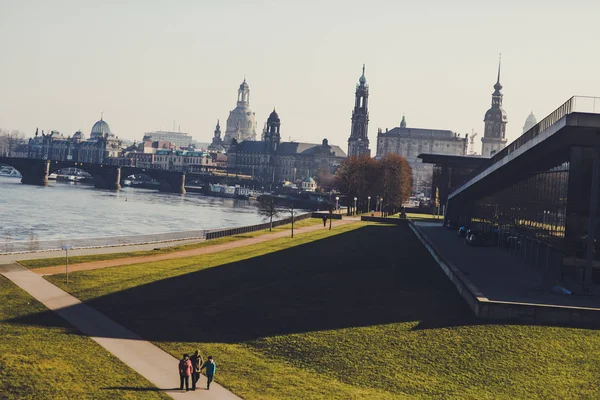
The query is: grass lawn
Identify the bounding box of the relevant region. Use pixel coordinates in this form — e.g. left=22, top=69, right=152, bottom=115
left=0, top=276, right=169, bottom=400
left=19, top=217, right=323, bottom=269
left=39, top=222, right=600, bottom=399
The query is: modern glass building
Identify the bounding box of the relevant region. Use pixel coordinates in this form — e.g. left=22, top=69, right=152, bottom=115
left=445, top=96, right=600, bottom=286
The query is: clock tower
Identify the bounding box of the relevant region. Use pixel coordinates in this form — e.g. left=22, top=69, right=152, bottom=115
left=481, top=56, right=508, bottom=157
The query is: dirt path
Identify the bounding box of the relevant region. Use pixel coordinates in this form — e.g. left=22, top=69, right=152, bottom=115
left=34, top=219, right=357, bottom=276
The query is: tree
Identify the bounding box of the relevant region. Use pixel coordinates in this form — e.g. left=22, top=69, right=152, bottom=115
left=256, top=196, right=280, bottom=231
left=334, top=155, right=379, bottom=215
left=378, top=153, right=413, bottom=215
left=335, top=154, right=412, bottom=217
left=0, top=129, right=26, bottom=157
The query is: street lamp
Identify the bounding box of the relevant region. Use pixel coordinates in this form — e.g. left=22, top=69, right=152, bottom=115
left=367, top=196, right=371, bottom=215
left=354, top=197, right=357, bottom=216
left=335, top=196, right=340, bottom=215
left=61, top=245, right=73, bottom=283
left=381, top=198, right=384, bottom=217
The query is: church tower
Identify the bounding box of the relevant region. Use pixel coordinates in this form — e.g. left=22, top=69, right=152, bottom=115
left=481, top=56, right=508, bottom=157
left=212, top=120, right=222, bottom=144
left=348, top=65, right=371, bottom=158
left=264, top=109, right=281, bottom=153
left=208, top=120, right=225, bottom=151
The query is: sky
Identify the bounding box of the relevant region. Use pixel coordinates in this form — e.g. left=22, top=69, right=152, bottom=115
left=1, top=0, right=600, bottom=152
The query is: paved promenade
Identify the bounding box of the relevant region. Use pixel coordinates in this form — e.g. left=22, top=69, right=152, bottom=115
left=0, top=263, right=240, bottom=399
left=29, top=219, right=355, bottom=276
left=416, top=222, right=600, bottom=310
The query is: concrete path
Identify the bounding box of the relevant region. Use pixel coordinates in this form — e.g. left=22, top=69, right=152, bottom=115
left=31, top=219, right=356, bottom=276
left=0, top=263, right=241, bottom=400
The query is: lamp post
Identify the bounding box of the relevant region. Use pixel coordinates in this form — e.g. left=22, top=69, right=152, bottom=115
left=61, top=245, right=73, bottom=283
left=380, top=198, right=384, bottom=217
left=354, top=197, right=357, bottom=216
left=367, top=196, right=371, bottom=215
left=335, top=196, right=340, bottom=215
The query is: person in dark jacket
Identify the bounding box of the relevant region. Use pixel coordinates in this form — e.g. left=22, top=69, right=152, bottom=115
left=178, top=354, right=193, bottom=391
left=322, top=215, right=327, bottom=227
left=190, top=350, right=204, bottom=391
left=200, top=356, right=217, bottom=390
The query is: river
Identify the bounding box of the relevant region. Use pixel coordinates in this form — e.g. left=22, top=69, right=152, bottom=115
left=0, top=176, right=270, bottom=252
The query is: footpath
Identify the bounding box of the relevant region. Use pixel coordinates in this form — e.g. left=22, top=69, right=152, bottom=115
left=0, top=262, right=241, bottom=399
left=30, top=219, right=355, bottom=276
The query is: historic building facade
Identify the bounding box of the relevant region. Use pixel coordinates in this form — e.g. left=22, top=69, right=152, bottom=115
left=27, top=117, right=122, bottom=164
left=223, top=79, right=257, bottom=146
left=227, top=110, right=346, bottom=183
left=481, top=59, right=508, bottom=157
left=347, top=65, right=371, bottom=157
left=376, top=116, right=467, bottom=197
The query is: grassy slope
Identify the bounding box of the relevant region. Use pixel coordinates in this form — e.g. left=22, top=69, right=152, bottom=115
left=44, top=223, right=600, bottom=399
left=0, top=276, right=169, bottom=400
left=19, top=218, right=322, bottom=269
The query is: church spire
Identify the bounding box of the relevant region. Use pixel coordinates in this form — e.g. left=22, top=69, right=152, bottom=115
left=494, top=54, right=502, bottom=92
left=359, top=64, right=367, bottom=85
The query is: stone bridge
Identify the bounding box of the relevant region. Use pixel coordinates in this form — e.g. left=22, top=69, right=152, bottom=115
left=0, top=157, right=257, bottom=194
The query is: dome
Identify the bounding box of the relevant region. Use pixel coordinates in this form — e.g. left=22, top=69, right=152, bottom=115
left=525, top=112, right=537, bottom=125
left=523, top=111, right=537, bottom=133
left=485, top=107, right=507, bottom=122
left=268, top=109, right=280, bottom=123
left=90, top=119, right=112, bottom=138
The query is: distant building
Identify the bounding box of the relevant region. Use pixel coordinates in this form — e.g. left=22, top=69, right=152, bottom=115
left=481, top=58, right=508, bottom=157
left=227, top=109, right=346, bottom=183
left=347, top=65, right=371, bottom=158
left=376, top=116, right=467, bottom=197
left=142, top=130, right=197, bottom=149
left=153, top=149, right=214, bottom=172
left=28, top=117, right=122, bottom=164
left=523, top=111, right=537, bottom=133
left=223, top=79, right=257, bottom=146
left=301, top=177, right=317, bottom=192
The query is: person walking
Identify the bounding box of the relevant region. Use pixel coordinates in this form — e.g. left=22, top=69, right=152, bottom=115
left=322, top=215, right=327, bottom=227
left=178, top=354, right=193, bottom=392
left=190, top=350, right=204, bottom=391
left=200, top=356, right=217, bottom=390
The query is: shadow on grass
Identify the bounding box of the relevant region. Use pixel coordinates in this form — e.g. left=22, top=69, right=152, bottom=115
left=5, top=224, right=483, bottom=342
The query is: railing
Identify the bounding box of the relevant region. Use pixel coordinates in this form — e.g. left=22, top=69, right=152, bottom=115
left=205, top=212, right=312, bottom=240
left=450, top=96, right=600, bottom=198
left=0, top=230, right=208, bottom=254
left=0, top=213, right=313, bottom=254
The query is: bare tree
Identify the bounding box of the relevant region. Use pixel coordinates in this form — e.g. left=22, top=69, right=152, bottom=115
left=0, top=129, right=26, bottom=157
left=2, top=232, right=14, bottom=253
left=256, top=196, right=280, bottom=231
left=27, top=231, right=39, bottom=252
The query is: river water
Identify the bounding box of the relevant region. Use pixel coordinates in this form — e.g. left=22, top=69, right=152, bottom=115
left=0, top=176, right=269, bottom=252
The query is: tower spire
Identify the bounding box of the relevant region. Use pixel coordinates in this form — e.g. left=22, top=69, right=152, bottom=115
left=497, top=53, right=502, bottom=84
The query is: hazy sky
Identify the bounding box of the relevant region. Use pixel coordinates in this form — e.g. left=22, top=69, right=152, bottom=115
left=1, top=0, right=599, bottom=151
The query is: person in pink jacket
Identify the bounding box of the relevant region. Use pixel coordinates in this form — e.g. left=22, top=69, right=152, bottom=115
left=178, top=354, right=193, bottom=391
